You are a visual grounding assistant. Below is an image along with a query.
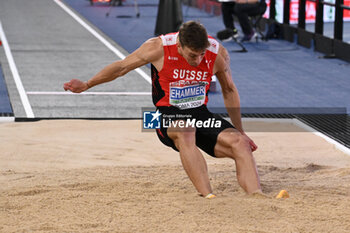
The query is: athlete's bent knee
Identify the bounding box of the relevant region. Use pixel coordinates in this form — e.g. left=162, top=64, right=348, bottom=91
left=231, top=136, right=251, bottom=158
left=224, top=133, right=251, bottom=160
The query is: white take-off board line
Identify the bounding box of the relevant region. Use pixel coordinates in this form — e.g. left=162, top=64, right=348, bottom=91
left=0, top=21, right=34, bottom=118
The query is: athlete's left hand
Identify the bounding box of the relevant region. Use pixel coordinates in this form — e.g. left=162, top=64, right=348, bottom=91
left=242, top=133, right=258, bottom=152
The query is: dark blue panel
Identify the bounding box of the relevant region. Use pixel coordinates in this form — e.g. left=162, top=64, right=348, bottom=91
left=0, top=64, right=13, bottom=116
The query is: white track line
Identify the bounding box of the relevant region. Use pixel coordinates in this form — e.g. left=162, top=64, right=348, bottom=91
left=53, top=0, right=151, bottom=84
left=27, top=91, right=151, bottom=96
left=0, top=21, right=34, bottom=118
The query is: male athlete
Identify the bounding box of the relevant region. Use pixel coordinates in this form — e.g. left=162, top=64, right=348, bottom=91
left=64, top=21, right=262, bottom=198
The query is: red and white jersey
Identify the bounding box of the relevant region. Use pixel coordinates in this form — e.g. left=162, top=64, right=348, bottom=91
left=151, top=32, right=219, bottom=109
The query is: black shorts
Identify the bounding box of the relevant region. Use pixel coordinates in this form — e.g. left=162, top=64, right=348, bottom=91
left=155, top=105, right=235, bottom=157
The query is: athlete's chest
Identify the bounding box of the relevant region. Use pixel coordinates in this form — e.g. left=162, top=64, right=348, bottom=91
left=160, top=57, right=213, bottom=83
left=161, top=56, right=212, bottom=110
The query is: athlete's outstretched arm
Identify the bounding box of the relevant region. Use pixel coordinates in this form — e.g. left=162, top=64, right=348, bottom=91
left=214, top=44, right=257, bottom=151
left=63, top=37, right=163, bottom=93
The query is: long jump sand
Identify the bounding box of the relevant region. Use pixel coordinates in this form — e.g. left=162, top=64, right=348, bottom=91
left=1, top=120, right=350, bottom=232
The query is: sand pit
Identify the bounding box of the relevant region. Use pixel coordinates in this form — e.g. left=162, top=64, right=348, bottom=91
left=1, top=120, right=350, bottom=232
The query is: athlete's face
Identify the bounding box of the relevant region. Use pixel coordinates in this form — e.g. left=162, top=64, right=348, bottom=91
left=178, top=45, right=206, bottom=67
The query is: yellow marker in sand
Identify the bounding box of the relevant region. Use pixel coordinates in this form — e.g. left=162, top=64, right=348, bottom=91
left=205, top=193, right=216, bottom=199
left=276, top=190, right=289, bottom=199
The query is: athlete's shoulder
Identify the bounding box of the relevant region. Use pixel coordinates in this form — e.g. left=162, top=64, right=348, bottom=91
left=143, top=37, right=163, bottom=49
left=141, top=37, right=163, bottom=55
left=159, top=32, right=178, bottom=46
left=207, top=35, right=220, bottom=54
left=136, top=37, right=163, bottom=63
left=213, top=43, right=230, bottom=74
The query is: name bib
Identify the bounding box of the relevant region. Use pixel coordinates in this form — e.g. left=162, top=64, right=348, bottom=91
left=169, top=80, right=208, bottom=109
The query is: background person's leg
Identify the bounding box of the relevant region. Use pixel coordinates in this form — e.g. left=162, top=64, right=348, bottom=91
left=234, top=3, right=261, bottom=39
left=217, top=2, right=238, bottom=40
left=222, top=2, right=236, bottom=30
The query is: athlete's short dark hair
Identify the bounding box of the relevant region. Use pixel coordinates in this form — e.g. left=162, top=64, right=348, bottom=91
left=178, top=21, right=210, bottom=51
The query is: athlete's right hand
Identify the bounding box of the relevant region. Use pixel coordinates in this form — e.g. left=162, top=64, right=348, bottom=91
left=63, top=79, right=89, bottom=93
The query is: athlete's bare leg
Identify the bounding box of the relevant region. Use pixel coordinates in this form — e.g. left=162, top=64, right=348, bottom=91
left=214, top=128, right=261, bottom=194
left=167, top=122, right=213, bottom=196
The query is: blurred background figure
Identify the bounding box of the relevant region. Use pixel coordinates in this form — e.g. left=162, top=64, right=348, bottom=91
left=216, top=0, right=267, bottom=42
